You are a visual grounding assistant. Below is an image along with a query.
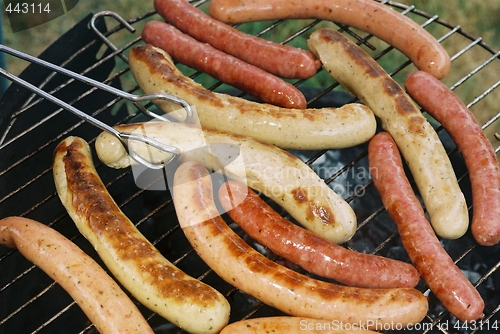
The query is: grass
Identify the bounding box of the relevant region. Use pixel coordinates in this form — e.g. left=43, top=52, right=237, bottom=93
left=1, top=0, right=149, bottom=75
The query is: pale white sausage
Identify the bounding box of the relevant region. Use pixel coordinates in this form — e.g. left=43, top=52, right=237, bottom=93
left=308, top=28, right=468, bottom=240
left=94, top=122, right=357, bottom=244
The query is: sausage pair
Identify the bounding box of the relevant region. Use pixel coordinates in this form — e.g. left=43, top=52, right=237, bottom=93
left=95, top=121, right=359, bottom=244
left=368, top=132, right=485, bottom=322
left=172, top=160, right=429, bottom=329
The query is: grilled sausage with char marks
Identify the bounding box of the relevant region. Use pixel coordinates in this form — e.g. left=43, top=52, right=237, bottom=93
left=53, top=136, right=230, bottom=334
left=308, top=28, right=468, bottom=240
left=128, top=44, right=377, bottom=151
left=0, top=216, right=155, bottom=334
left=95, top=121, right=358, bottom=244
left=218, top=180, right=420, bottom=288
left=173, top=160, right=429, bottom=329
left=368, top=132, right=485, bottom=321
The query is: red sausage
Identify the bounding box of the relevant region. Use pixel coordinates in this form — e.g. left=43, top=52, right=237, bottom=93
left=368, top=132, right=485, bottom=322
left=173, top=161, right=429, bottom=328
left=141, top=21, right=307, bottom=109
left=209, top=0, right=451, bottom=79
left=218, top=180, right=420, bottom=289
left=405, top=70, right=500, bottom=246
left=153, top=0, right=321, bottom=79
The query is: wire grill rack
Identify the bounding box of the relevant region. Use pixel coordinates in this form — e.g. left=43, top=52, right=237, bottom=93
left=0, top=1, right=499, bottom=333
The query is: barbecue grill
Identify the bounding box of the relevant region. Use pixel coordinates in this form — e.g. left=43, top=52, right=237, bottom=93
left=1, top=1, right=499, bottom=333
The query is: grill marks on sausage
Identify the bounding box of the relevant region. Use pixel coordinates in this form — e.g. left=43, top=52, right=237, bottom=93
left=220, top=182, right=420, bottom=288
left=317, top=30, right=383, bottom=79
left=308, top=203, right=335, bottom=226
left=317, top=29, right=427, bottom=135
left=193, top=215, right=418, bottom=305
left=131, top=46, right=223, bottom=107
left=57, top=139, right=222, bottom=305
left=175, top=161, right=429, bottom=325
left=131, top=45, right=323, bottom=120
left=292, top=187, right=336, bottom=227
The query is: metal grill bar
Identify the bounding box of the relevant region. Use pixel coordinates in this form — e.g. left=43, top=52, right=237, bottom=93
left=0, top=1, right=499, bottom=334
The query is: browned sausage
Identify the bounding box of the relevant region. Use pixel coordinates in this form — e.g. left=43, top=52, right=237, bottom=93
left=153, top=0, right=321, bottom=79
left=141, top=21, right=307, bottom=109
left=405, top=70, right=500, bottom=246
left=368, top=132, right=485, bottom=322
left=209, top=0, right=450, bottom=79
left=128, top=44, right=377, bottom=151
left=52, top=136, right=230, bottom=334
left=218, top=180, right=420, bottom=289
left=0, top=216, right=154, bottom=334
left=173, top=160, right=429, bottom=329
left=94, top=121, right=360, bottom=245
left=308, top=28, right=468, bottom=240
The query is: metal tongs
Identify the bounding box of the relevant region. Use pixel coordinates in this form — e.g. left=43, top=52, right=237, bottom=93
left=0, top=44, right=192, bottom=170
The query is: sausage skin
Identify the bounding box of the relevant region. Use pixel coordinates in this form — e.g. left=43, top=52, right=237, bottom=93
left=308, top=28, right=468, bottom=240
left=368, top=132, right=484, bottom=322
left=173, top=160, right=429, bottom=329
left=94, top=121, right=358, bottom=244
left=219, top=316, right=380, bottom=334
left=128, top=44, right=377, bottom=151
left=153, top=0, right=320, bottom=79
left=209, top=0, right=450, bottom=79
left=141, top=21, right=307, bottom=109
left=218, top=180, right=420, bottom=289
left=0, top=216, right=154, bottom=334
left=405, top=70, right=500, bottom=246
left=52, top=136, right=230, bottom=334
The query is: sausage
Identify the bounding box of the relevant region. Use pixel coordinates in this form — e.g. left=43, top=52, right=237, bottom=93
left=368, top=132, right=485, bottom=322
left=209, top=0, right=450, bottom=79
left=405, top=70, right=500, bottom=246
left=218, top=180, right=420, bottom=289
left=52, top=136, right=230, bottom=334
left=141, top=21, right=307, bottom=109
left=94, top=121, right=358, bottom=244
left=153, top=0, right=320, bottom=79
left=0, top=216, right=154, bottom=334
left=172, top=160, right=429, bottom=328
left=308, top=28, right=468, bottom=240
left=128, top=44, right=377, bottom=151
left=219, top=316, right=380, bottom=334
